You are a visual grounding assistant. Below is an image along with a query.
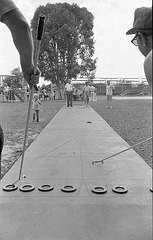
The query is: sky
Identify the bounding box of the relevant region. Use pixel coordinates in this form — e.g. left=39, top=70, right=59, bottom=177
left=0, top=0, right=152, bottom=85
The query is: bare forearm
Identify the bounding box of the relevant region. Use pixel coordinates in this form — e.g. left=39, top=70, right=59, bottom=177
left=18, top=29, right=34, bottom=73
left=2, top=9, right=34, bottom=72
left=2, top=8, right=39, bottom=87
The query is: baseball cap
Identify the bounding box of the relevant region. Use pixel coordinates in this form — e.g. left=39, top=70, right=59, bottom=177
left=126, top=7, right=152, bottom=35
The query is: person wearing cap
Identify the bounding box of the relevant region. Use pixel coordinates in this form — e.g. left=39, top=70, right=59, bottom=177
left=126, top=7, right=152, bottom=88
left=0, top=0, right=40, bottom=169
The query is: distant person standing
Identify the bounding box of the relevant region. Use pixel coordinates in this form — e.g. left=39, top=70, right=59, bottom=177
left=94, top=86, right=97, bottom=101
left=65, top=79, right=74, bottom=107
left=106, top=80, right=113, bottom=109
left=72, top=87, right=77, bottom=101
left=90, top=84, right=97, bottom=102
left=53, top=90, right=56, bottom=100
left=126, top=7, right=152, bottom=88
left=41, top=88, right=47, bottom=100
left=90, top=84, right=95, bottom=102
left=83, top=81, right=91, bottom=107
left=32, top=92, right=41, bottom=122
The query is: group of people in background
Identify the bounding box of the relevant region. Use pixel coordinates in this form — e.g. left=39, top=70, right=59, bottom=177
left=82, top=81, right=97, bottom=107
left=64, top=78, right=114, bottom=108
left=64, top=79, right=97, bottom=107
left=31, top=79, right=113, bottom=125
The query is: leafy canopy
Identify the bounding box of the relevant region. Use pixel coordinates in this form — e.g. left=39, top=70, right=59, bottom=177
left=31, top=2, right=97, bottom=85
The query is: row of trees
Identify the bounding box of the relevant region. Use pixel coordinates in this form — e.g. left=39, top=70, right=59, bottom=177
left=3, top=3, right=97, bottom=99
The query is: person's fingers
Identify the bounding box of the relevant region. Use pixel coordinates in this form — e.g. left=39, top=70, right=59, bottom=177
left=23, top=68, right=40, bottom=87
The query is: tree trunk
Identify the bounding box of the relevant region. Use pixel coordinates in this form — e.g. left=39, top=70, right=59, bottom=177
left=56, top=84, right=62, bottom=100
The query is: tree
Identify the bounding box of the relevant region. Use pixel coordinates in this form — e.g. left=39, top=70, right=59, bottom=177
left=3, top=68, right=26, bottom=88
left=31, top=2, right=97, bottom=99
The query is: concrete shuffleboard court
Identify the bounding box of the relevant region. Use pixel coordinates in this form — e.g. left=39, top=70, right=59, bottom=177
left=0, top=106, right=152, bottom=240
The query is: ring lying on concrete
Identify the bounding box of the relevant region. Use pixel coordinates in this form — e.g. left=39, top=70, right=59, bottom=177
left=91, top=186, right=107, bottom=194
left=19, top=184, right=35, bottom=192
left=38, top=184, right=54, bottom=192
left=61, top=185, right=77, bottom=193
left=112, top=186, right=128, bottom=194
left=2, top=184, right=18, bottom=192
left=149, top=187, right=153, bottom=192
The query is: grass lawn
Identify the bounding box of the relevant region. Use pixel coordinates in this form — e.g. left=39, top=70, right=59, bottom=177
left=0, top=96, right=152, bottom=178
left=0, top=100, right=65, bottom=178
left=91, top=96, right=152, bottom=168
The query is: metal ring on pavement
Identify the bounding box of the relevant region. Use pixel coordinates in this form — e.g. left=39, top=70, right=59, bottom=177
left=61, top=185, right=77, bottom=193
left=38, top=184, right=54, bottom=192
left=91, top=186, right=107, bottom=194
left=19, top=184, right=35, bottom=192
left=112, top=186, right=128, bottom=194
left=150, top=187, right=153, bottom=192
left=2, top=184, right=18, bottom=192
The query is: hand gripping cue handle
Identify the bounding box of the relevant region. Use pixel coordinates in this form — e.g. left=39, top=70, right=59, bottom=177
left=34, top=15, right=45, bottom=75
left=37, top=15, right=45, bottom=41
left=17, top=15, right=45, bottom=183
left=33, top=15, right=45, bottom=90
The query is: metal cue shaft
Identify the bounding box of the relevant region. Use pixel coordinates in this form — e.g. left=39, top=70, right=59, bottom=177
left=92, top=136, right=152, bottom=164
left=0, top=154, right=1, bottom=181
left=18, top=86, right=34, bottom=181
left=17, top=15, right=45, bottom=181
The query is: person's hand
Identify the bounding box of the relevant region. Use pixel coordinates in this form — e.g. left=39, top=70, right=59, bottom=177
left=23, top=68, right=40, bottom=88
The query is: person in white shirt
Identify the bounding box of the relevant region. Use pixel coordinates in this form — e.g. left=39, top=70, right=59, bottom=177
left=64, top=79, right=74, bottom=107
